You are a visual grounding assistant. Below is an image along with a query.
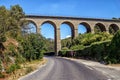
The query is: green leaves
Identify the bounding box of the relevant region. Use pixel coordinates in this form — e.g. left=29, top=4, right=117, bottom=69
left=0, top=5, right=46, bottom=76
left=0, top=5, right=25, bottom=40
left=60, top=32, right=118, bottom=63
left=108, top=30, right=120, bottom=63
left=0, top=34, right=6, bottom=42
left=61, top=32, right=112, bottom=50
left=20, top=34, right=46, bottom=61
left=10, top=5, right=25, bottom=21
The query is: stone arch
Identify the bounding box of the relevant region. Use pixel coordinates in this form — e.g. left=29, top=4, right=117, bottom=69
left=79, top=22, right=91, bottom=33
left=40, top=21, right=57, bottom=30
left=109, top=24, right=119, bottom=34
left=61, top=21, right=75, bottom=39
left=40, top=21, right=57, bottom=39
left=94, top=23, right=106, bottom=33
left=26, top=20, right=37, bottom=28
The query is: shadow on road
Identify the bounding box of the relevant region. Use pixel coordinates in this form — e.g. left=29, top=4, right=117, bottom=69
left=44, top=52, right=55, bottom=56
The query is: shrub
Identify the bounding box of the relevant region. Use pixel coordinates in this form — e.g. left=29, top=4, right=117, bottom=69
left=0, top=34, right=6, bottom=42
left=0, top=72, right=5, bottom=78
left=108, top=30, right=120, bottom=63
left=90, top=40, right=110, bottom=61
left=6, top=64, right=20, bottom=74
left=74, top=46, right=92, bottom=59
left=62, top=47, right=69, bottom=50
left=0, top=59, right=2, bottom=72
left=70, top=45, right=85, bottom=50
left=20, top=34, right=45, bottom=61
left=74, top=40, right=110, bottom=61
left=58, top=50, right=68, bottom=57
left=25, top=67, right=33, bottom=74
left=15, top=52, right=26, bottom=64
left=60, top=32, right=120, bottom=64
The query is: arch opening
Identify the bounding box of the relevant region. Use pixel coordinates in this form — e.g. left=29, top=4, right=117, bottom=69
left=22, top=21, right=37, bottom=35
left=60, top=22, right=74, bottom=49
left=60, top=22, right=74, bottom=39
left=78, top=22, right=91, bottom=34
left=40, top=21, right=55, bottom=53
left=94, top=23, right=106, bottom=33
left=109, top=24, right=119, bottom=34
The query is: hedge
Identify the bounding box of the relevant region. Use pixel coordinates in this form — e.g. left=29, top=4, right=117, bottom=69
left=59, top=40, right=111, bottom=63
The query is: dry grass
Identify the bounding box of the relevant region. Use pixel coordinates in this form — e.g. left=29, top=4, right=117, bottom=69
left=108, top=64, right=120, bottom=67
left=6, top=58, right=47, bottom=80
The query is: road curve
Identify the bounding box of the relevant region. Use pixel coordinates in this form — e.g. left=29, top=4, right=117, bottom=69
left=19, top=56, right=108, bottom=80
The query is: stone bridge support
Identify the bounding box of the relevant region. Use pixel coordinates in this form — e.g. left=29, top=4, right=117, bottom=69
left=89, top=23, right=95, bottom=33
left=104, top=24, right=111, bottom=33
left=36, top=24, right=40, bottom=34
left=55, top=27, right=61, bottom=55
left=73, top=23, right=79, bottom=38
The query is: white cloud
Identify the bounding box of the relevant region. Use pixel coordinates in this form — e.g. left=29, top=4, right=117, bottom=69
left=66, top=35, right=71, bottom=38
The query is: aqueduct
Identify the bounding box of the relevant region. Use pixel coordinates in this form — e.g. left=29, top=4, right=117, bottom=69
left=25, top=15, right=120, bottom=55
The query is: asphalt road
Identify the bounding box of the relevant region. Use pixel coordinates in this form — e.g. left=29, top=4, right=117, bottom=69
left=19, top=57, right=109, bottom=80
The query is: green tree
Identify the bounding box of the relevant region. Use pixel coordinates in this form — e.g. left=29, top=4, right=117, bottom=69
left=21, top=34, right=46, bottom=61
left=0, top=6, right=9, bottom=42
left=109, top=30, right=120, bottom=63
left=8, top=5, right=25, bottom=38
left=0, top=5, right=25, bottom=41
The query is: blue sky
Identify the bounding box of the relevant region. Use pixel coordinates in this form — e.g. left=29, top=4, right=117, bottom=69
left=0, top=0, right=120, bottom=39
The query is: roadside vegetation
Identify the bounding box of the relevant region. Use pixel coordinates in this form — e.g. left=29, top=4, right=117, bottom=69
left=0, top=5, right=49, bottom=79
left=59, top=31, right=120, bottom=64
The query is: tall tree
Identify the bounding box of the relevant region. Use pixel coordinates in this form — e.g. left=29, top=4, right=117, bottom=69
left=8, top=5, right=25, bottom=38
left=0, top=5, right=26, bottom=40
left=0, top=6, right=9, bottom=42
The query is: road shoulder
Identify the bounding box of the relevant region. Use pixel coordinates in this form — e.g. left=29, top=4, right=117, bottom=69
left=62, top=57, right=120, bottom=80
left=8, top=58, right=47, bottom=80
